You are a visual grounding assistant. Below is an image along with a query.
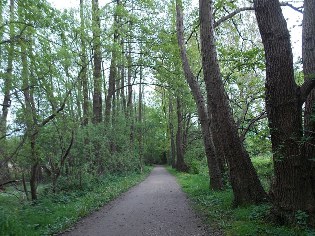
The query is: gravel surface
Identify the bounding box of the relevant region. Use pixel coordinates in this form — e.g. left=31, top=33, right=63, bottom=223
left=61, top=166, right=214, bottom=236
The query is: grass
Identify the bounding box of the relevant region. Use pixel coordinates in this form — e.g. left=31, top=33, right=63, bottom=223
left=168, top=157, right=315, bottom=236
left=0, top=167, right=152, bottom=236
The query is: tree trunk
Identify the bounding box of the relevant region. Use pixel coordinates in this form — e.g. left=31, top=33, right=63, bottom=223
left=127, top=26, right=134, bottom=149
left=30, top=127, right=39, bottom=201
left=0, top=0, right=14, bottom=183
left=92, top=0, right=102, bottom=124
left=169, top=97, right=176, bottom=168
left=80, top=0, right=89, bottom=126
left=254, top=0, right=315, bottom=223
left=303, top=0, right=315, bottom=209
left=105, top=0, right=121, bottom=124
left=199, top=0, right=267, bottom=205
left=175, top=0, right=223, bottom=190
left=138, top=65, right=143, bottom=172
left=22, top=173, right=29, bottom=201
left=120, top=41, right=126, bottom=112
left=175, top=97, right=188, bottom=172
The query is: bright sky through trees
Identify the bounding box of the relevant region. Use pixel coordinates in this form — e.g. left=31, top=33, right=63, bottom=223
left=48, top=0, right=302, bottom=61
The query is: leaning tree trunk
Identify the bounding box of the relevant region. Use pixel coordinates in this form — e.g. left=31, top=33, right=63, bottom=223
left=254, top=0, right=315, bottom=223
left=175, top=0, right=223, bottom=190
left=303, top=0, right=315, bottom=205
left=199, top=0, right=267, bottom=205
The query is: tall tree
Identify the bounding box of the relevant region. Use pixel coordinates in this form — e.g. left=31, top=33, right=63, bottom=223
left=80, top=0, right=89, bottom=125
left=175, top=0, right=223, bottom=190
left=168, top=96, right=176, bottom=168
left=175, top=96, right=188, bottom=172
left=105, top=0, right=120, bottom=124
left=199, top=0, right=267, bottom=205
left=138, top=64, right=144, bottom=172
left=253, top=0, right=315, bottom=223
left=0, top=0, right=15, bottom=182
left=92, top=0, right=102, bottom=124
left=303, top=0, right=315, bottom=198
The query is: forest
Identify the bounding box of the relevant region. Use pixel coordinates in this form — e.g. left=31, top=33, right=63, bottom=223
left=0, top=0, right=314, bottom=235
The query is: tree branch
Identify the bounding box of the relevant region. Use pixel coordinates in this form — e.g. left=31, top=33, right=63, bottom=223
left=214, top=7, right=254, bottom=28
left=240, top=111, right=267, bottom=141
left=300, top=75, right=315, bottom=104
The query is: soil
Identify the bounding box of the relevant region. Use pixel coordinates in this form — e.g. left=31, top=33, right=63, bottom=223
left=61, top=166, right=217, bottom=236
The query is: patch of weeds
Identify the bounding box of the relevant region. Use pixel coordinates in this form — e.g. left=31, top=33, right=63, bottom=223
left=249, top=204, right=272, bottom=221
left=295, top=210, right=309, bottom=229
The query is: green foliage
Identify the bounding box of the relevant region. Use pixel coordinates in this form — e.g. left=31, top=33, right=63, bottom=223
left=184, top=138, right=208, bottom=174
left=295, top=210, right=309, bottom=229
left=251, top=156, right=273, bottom=191
left=0, top=168, right=151, bottom=235
left=168, top=167, right=315, bottom=236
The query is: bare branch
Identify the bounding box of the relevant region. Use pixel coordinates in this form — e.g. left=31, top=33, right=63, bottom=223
left=281, top=2, right=303, bottom=13
left=240, top=111, right=267, bottom=141
left=214, top=7, right=254, bottom=28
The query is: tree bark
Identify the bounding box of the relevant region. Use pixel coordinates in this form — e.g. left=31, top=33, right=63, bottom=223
left=80, top=0, right=89, bottom=126
left=175, top=97, right=188, bottom=172
left=175, top=0, right=223, bottom=190
left=105, top=0, right=121, bottom=124
left=0, top=0, right=14, bottom=183
left=169, top=97, right=176, bottom=168
left=138, top=64, right=143, bottom=172
left=254, top=0, right=315, bottom=222
left=199, top=0, right=267, bottom=205
left=92, top=0, right=102, bottom=124
left=127, top=19, right=134, bottom=149
left=303, top=0, right=315, bottom=205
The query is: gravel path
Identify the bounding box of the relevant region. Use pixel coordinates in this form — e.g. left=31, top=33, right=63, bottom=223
left=61, top=166, right=212, bottom=236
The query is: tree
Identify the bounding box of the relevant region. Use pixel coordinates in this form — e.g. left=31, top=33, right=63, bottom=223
left=303, top=0, right=315, bottom=204
left=80, top=0, right=89, bottom=126
left=0, top=0, right=14, bottom=183
left=199, top=0, right=267, bottom=205
left=175, top=96, right=188, bottom=172
left=92, top=0, right=102, bottom=124
left=253, top=0, right=315, bottom=223
left=175, top=0, right=223, bottom=190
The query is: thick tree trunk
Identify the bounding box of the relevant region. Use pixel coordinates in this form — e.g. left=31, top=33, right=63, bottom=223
left=254, top=0, right=315, bottom=222
left=92, top=0, right=102, bottom=124
left=175, top=0, right=223, bottom=190
left=303, top=0, right=315, bottom=207
left=199, top=0, right=267, bottom=205
left=175, top=97, right=188, bottom=172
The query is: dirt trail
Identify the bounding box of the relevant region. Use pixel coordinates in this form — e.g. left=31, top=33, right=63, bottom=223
left=61, top=166, right=212, bottom=236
